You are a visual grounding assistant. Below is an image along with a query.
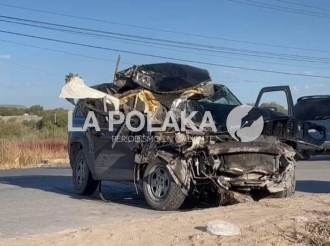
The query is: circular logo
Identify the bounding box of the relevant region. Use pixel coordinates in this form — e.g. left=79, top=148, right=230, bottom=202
left=226, top=105, right=264, bottom=142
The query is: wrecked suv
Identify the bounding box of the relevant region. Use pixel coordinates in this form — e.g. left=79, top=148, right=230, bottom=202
left=62, top=63, right=326, bottom=211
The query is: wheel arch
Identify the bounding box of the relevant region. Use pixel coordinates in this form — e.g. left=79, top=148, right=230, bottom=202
left=68, top=136, right=96, bottom=175
left=69, top=142, right=83, bottom=169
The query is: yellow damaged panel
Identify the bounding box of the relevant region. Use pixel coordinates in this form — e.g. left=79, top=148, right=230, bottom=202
left=120, top=93, right=137, bottom=104
left=120, top=90, right=160, bottom=117
left=136, top=90, right=160, bottom=117
left=180, top=89, right=203, bottom=98
left=119, top=88, right=203, bottom=118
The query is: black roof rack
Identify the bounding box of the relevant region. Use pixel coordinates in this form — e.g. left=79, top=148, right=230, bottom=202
left=297, top=95, right=330, bottom=102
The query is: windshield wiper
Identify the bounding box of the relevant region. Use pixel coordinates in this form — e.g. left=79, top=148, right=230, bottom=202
left=315, top=116, right=330, bottom=120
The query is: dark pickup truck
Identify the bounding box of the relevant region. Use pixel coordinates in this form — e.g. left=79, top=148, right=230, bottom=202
left=295, top=95, right=330, bottom=160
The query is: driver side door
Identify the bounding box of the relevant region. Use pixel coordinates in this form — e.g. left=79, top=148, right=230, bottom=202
left=254, top=85, right=294, bottom=117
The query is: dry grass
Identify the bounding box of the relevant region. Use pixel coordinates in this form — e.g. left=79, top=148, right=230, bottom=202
left=291, top=219, right=330, bottom=246
left=303, top=220, right=330, bottom=246
left=0, top=138, right=69, bottom=170
left=0, top=120, right=69, bottom=169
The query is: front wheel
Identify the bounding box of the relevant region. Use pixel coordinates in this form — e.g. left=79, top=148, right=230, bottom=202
left=143, top=159, right=186, bottom=211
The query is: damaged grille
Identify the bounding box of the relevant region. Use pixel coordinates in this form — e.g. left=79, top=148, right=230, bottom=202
left=263, top=120, right=294, bottom=138
left=220, top=153, right=275, bottom=174
left=262, top=119, right=325, bottom=146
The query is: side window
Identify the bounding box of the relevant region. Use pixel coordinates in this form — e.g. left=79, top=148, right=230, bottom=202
left=258, top=91, right=289, bottom=115
left=74, top=106, right=85, bottom=118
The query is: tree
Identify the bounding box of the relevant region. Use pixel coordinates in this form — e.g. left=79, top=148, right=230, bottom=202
left=244, top=102, right=288, bottom=114
left=0, top=107, right=27, bottom=116
left=29, top=105, right=44, bottom=115
left=65, top=73, right=79, bottom=83
left=260, top=101, right=288, bottom=114
left=37, top=108, right=68, bottom=130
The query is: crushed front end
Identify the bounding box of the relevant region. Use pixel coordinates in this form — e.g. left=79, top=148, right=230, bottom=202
left=60, top=62, right=327, bottom=208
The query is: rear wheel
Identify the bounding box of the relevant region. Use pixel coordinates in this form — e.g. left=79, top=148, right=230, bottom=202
left=72, top=149, right=98, bottom=195
left=143, top=159, right=186, bottom=211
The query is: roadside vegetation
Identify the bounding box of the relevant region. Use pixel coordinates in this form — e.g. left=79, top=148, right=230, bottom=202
left=0, top=105, right=69, bottom=169
left=247, top=101, right=288, bottom=114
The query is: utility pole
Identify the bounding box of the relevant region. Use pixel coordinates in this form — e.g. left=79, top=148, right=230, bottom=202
left=113, top=55, right=121, bottom=84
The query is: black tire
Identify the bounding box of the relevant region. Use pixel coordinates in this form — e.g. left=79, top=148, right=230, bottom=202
left=302, top=153, right=311, bottom=161
left=72, top=149, right=98, bottom=195
left=143, top=159, right=186, bottom=211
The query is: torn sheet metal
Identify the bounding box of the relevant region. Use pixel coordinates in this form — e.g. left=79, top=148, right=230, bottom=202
left=59, top=76, right=120, bottom=111
left=114, top=63, right=211, bottom=94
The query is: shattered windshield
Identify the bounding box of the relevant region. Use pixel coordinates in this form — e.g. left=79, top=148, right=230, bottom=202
left=295, top=99, right=330, bottom=120
left=198, top=86, right=241, bottom=106
left=185, top=85, right=241, bottom=126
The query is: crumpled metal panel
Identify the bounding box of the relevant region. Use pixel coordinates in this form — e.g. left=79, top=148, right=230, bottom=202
left=114, top=63, right=211, bottom=94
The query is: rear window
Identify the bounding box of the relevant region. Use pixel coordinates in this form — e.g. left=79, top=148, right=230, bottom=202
left=295, top=99, right=330, bottom=120
left=73, top=100, right=85, bottom=118
left=74, top=107, right=85, bottom=117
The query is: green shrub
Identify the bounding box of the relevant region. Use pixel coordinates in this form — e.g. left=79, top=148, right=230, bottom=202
left=7, top=118, right=18, bottom=123
left=0, top=122, right=33, bottom=138
left=22, top=120, right=38, bottom=129
left=0, top=107, right=27, bottom=116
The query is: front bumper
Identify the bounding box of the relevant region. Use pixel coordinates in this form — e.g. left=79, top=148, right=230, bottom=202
left=298, top=141, right=330, bottom=151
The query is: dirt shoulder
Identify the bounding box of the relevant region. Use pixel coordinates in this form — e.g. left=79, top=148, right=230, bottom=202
left=2, top=195, right=330, bottom=246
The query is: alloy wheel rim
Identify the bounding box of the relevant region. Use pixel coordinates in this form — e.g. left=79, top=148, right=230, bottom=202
left=75, top=157, right=85, bottom=187
left=148, top=166, right=170, bottom=199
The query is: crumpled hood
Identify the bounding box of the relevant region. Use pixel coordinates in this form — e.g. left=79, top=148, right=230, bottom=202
left=114, top=63, right=211, bottom=94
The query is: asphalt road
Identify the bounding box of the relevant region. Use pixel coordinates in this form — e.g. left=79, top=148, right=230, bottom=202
left=0, top=156, right=330, bottom=239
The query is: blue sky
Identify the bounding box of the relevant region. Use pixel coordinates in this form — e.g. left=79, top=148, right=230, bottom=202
left=0, top=0, right=329, bottom=109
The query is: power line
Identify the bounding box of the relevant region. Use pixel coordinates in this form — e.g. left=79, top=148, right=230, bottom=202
left=212, top=76, right=267, bottom=84
left=0, top=57, right=58, bottom=74
left=2, top=15, right=330, bottom=65
left=0, top=40, right=278, bottom=85
left=0, top=55, right=314, bottom=87
left=3, top=14, right=330, bottom=60
left=0, top=2, right=329, bottom=54
left=0, top=39, right=272, bottom=84
left=276, top=0, right=330, bottom=12
left=4, top=39, right=329, bottom=87
left=0, top=39, right=134, bottom=66
left=226, top=0, right=330, bottom=19
left=246, top=0, right=330, bottom=17
left=0, top=40, right=320, bottom=86
left=2, top=19, right=330, bottom=69
left=2, top=29, right=330, bottom=79
left=0, top=38, right=317, bottom=86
